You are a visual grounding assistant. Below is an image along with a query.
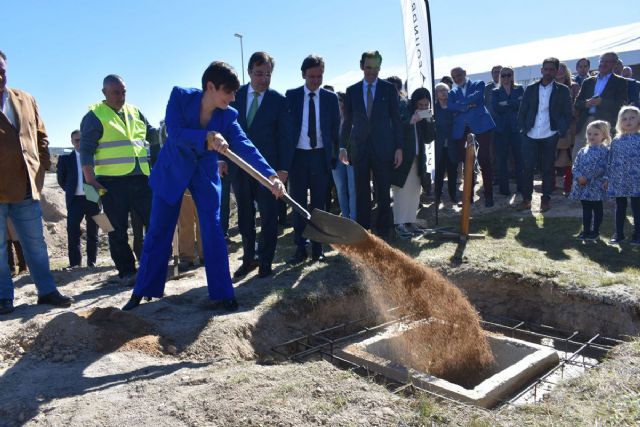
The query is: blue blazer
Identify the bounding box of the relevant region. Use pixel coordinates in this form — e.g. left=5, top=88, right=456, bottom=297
left=491, top=85, right=524, bottom=133
left=150, top=86, right=275, bottom=205
left=340, top=79, right=402, bottom=163
left=285, top=86, right=340, bottom=171
left=56, top=151, right=82, bottom=207
left=230, top=84, right=293, bottom=173
left=447, top=79, right=496, bottom=139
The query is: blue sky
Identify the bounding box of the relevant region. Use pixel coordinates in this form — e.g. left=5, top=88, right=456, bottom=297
left=3, top=0, right=638, bottom=148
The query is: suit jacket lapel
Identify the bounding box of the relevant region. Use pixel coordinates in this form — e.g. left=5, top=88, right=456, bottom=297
left=296, top=87, right=304, bottom=135
left=236, top=85, right=248, bottom=129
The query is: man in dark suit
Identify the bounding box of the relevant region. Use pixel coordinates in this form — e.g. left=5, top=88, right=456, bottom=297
left=230, top=52, right=293, bottom=278
left=517, top=57, right=572, bottom=213
left=56, top=130, right=100, bottom=268
left=285, top=55, right=340, bottom=263
left=339, top=51, right=402, bottom=239
left=574, top=52, right=628, bottom=158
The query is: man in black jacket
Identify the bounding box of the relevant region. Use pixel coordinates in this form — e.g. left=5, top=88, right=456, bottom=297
left=517, top=57, right=572, bottom=213
left=57, top=130, right=100, bottom=268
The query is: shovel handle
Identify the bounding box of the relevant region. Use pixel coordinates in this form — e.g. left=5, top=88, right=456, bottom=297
left=222, top=149, right=311, bottom=220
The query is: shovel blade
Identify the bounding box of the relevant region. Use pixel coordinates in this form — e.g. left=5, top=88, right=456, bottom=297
left=302, top=209, right=369, bottom=245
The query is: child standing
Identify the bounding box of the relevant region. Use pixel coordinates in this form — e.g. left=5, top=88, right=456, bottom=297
left=607, top=106, right=640, bottom=245
left=570, top=120, right=610, bottom=241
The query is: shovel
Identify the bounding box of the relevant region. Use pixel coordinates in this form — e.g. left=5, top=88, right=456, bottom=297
left=223, top=149, right=368, bottom=245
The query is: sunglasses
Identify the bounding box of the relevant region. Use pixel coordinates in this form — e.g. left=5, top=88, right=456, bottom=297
left=501, top=73, right=512, bottom=78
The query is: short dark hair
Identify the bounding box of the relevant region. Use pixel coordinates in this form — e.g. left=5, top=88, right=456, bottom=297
left=103, top=74, right=124, bottom=87
left=577, top=57, right=590, bottom=68
left=409, top=87, right=431, bottom=113
left=360, top=51, right=383, bottom=68
left=71, top=129, right=81, bottom=138
left=0, top=50, right=6, bottom=61
left=440, top=76, right=454, bottom=87
left=542, top=57, right=560, bottom=70
left=201, top=61, right=240, bottom=92
left=323, top=85, right=335, bottom=92
left=248, top=51, right=275, bottom=71
left=386, top=76, right=403, bottom=92
left=300, top=54, right=324, bottom=75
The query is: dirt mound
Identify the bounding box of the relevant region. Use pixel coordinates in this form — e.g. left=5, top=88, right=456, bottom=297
left=0, top=307, right=173, bottom=362
left=335, top=234, right=494, bottom=386
left=40, top=181, right=67, bottom=223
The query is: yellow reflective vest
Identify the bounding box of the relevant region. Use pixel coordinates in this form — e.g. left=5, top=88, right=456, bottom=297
left=90, top=102, right=150, bottom=177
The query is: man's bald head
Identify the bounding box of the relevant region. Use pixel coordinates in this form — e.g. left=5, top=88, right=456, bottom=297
left=450, top=67, right=466, bottom=86
left=102, top=74, right=126, bottom=110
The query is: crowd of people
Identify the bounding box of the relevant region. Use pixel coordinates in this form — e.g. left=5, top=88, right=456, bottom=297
left=1, top=47, right=639, bottom=315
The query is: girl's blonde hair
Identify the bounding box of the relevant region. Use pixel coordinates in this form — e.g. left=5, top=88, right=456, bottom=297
left=616, top=105, right=640, bottom=135
left=586, top=120, right=612, bottom=146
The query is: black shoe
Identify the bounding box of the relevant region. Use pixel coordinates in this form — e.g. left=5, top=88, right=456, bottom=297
left=233, top=260, right=259, bottom=278
left=87, top=262, right=97, bottom=268
left=122, top=295, right=143, bottom=311
left=610, top=234, right=625, bottom=244
left=312, top=252, right=326, bottom=262
left=484, top=196, right=494, bottom=208
left=575, top=231, right=586, bottom=240
left=178, top=260, right=195, bottom=272
left=223, top=298, right=239, bottom=312
left=0, top=299, right=14, bottom=315
left=288, top=247, right=308, bottom=264
left=258, top=264, right=273, bottom=278
left=37, top=290, right=73, bottom=307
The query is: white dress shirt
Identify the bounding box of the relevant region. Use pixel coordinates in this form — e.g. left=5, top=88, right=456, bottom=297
left=527, top=82, right=556, bottom=139
left=246, top=85, right=264, bottom=117
left=362, top=79, right=378, bottom=116
left=589, top=73, right=612, bottom=114
left=297, top=86, right=323, bottom=149
left=74, top=151, right=85, bottom=195
left=1, top=90, right=17, bottom=128
left=453, top=78, right=469, bottom=97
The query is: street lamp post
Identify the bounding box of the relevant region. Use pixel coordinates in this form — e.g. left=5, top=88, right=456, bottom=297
left=234, top=33, right=245, bottom=85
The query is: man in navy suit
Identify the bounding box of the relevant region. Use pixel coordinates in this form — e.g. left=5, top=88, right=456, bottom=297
left=286, top=55, right=340, bottom=263
left=230, top=52, right=293, bottom=279
left=517, top=57, right=572, bottom=213
left=448, top=67, right=496, bottom=207
left=339, top=51, right=402, bottom=239
left=56, top=130, right=99, bottom=268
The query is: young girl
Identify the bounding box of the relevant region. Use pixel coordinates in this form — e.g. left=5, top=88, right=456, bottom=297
left=570, top=120, right=610, bottom=241
left=607, top=106, right=640, bottom=245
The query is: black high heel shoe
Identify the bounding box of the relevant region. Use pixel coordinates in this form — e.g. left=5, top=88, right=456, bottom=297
left=122, top=295, right=143, bottom=311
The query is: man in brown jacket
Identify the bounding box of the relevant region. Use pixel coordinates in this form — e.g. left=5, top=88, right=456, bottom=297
left=0, top=50, right=73, bottom=314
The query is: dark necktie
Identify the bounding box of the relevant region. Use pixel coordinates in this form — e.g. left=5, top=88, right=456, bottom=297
left=366, top=83, right=373, bottom=119
left=308, top=92, right=317, bottom=148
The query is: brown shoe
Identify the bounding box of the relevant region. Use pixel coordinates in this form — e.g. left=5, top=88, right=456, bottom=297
left=516, top=200, right=531, bottom=211
left=540, top=200, right=551, bottom=212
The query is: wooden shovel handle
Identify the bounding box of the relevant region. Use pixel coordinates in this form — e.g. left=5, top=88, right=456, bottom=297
left=222, top=149, right=310, bottom=220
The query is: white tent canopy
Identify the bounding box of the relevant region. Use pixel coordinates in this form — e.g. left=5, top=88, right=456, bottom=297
left=434, top=22, right=640, bottom=86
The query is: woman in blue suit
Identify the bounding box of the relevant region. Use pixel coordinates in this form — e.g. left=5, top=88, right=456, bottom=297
left=122, top=61, right=285, bottom=311
left=491, top=66, right=524, bottom=196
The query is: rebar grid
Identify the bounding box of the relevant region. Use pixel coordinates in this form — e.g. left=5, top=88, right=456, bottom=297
left=271, top=310, right=624, bottom=409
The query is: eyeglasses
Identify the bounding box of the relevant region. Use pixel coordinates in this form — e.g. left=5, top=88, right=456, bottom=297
left=72, top=139, right=81, bottom=143
left=501, top=73, right=512, bottom=78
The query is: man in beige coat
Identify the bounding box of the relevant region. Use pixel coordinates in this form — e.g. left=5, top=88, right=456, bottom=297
left=0, top=49, right=73, bottom=314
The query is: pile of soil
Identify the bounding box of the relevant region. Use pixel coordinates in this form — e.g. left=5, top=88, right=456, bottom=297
left=0, top=307, right=172, bottom=362
left=335, top=233, right=494, bottom=385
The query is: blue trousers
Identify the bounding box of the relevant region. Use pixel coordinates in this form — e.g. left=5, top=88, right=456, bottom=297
left=0, top=198, right=57, bottom=300
left=132, top=172, right=234, bottom=301
left=332, top=161, right=356, bottom=220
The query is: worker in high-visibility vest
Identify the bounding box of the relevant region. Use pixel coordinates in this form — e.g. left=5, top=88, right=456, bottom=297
left=80, top=74, right=157, bottom=285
